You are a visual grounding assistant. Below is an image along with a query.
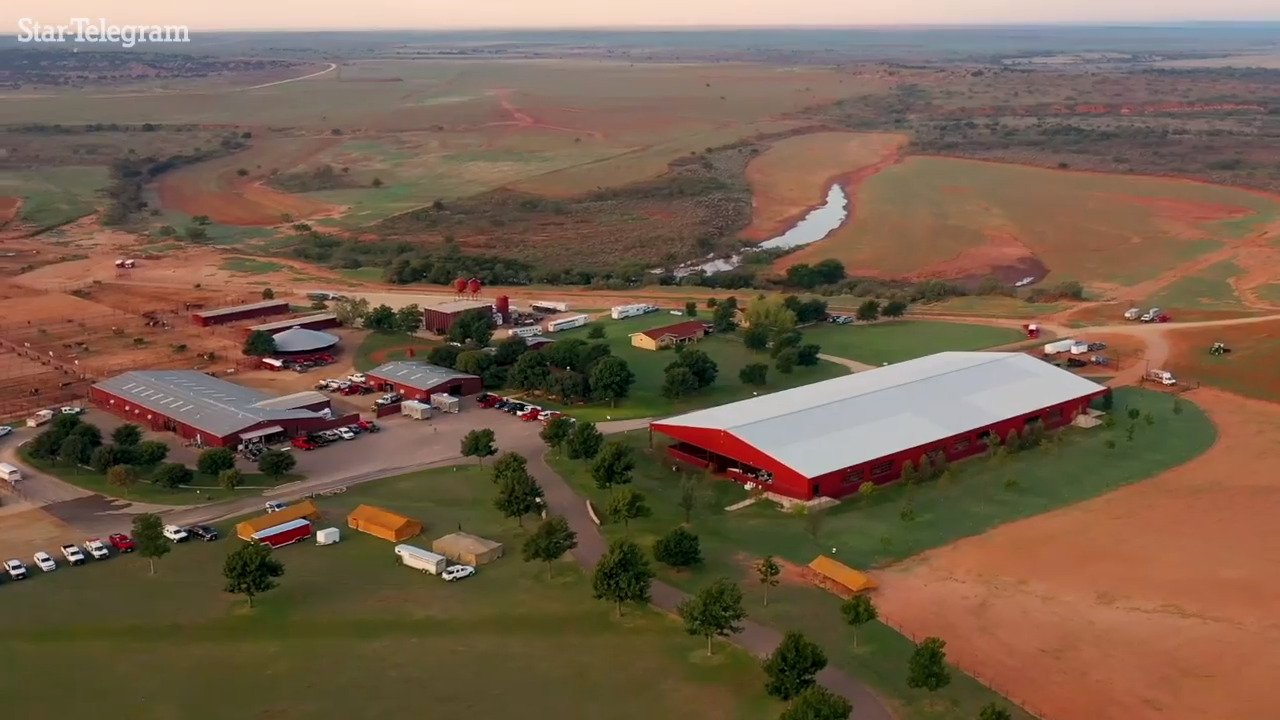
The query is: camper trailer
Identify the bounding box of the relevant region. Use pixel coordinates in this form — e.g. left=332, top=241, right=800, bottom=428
left=401, top=400, right=432, bottom=420
left=395, top=544, right=447, bottom=575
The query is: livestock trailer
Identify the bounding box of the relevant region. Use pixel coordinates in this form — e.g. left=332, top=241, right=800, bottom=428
left=394, top=544, right=447, bottom=574
left=1043, top=339, right=1076, bottom=355
left=251, top=519, right=312, bottom=548
left=316, top=527, right=341, bottom=546
left=530, top=301, right=569, bottom=314
left=546, top=314, right=589, bottom=332
left=401, top=400, right=432, bottom=420
left=508, top=325, right=544, bottom=338
left=430, top=393, right=460, bottom=414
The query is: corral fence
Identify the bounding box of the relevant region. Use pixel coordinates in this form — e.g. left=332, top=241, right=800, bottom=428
left=876, top=615, right=1048, bottom=720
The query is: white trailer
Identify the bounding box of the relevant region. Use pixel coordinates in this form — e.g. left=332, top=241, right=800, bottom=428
left=0, top=463, right=21, bottom=483
left=401, top=400, right=432, bottom=420
left=508, top=325, right=544, bottom=339
left=1069, top=341, right=1090, bottom=355
left=316, top=527, right=341, bottom=546
left=1145, top=369, right=1177, bottom=386
left=1123, top=307, right=1142, bottom=321
left=26, top=410, right=54, bottom=428
left=530, top=301, right=569, bottom=314
left=395, top=544, right=447, bottom=575
left=546, top=314, right=589, bottom=332
left=1043, top=339, right=1076, bottom=355
left=430, top=394, right=460, bottom=414
left=610, top=303, right=658, bottom=320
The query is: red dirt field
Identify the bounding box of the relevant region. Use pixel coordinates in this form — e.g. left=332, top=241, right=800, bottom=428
left=0, top=196, right=19, bottom=226
left=908, top=230, right=1049, bottom=286
left=873, top=388, right=1280, bottom=720
left=1163, top=318, right=1280, bottom=401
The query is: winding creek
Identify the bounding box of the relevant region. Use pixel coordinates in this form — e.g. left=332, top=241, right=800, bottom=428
left=669, top=183, right=850, bottom=276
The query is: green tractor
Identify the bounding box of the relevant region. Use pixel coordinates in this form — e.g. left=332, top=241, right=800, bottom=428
left=1209, top=342, right=1231, bottom=356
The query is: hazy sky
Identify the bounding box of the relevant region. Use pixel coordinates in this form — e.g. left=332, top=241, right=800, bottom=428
left=7, top=0, right=1280, bottom=31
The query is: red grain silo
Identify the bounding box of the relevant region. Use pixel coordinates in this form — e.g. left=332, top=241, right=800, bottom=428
left=495, top=295, right=510, bottom=324
left=466, top=278, right=482, bottom=296
left=453, top=277, right=467, bottom=295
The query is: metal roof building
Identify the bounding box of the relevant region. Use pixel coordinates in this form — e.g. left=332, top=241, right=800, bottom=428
left=89, top=370, right=338, bottom=447
left=652, top=352, right=1107, bottom=500
left=249, top=313, right=340, bottom=334
left=191, top=299, right=291, bottom=326
left=270, top=327, right=340, bottom=354
left=366, top=360, right=483, bottom=400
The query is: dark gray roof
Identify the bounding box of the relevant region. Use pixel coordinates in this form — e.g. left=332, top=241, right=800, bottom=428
left=367, top=361, right=478, bottom=392
left=194, top=299, right=289, bottom=319
left=251, top=313, right=337, bottom=333
left=272, top=327, right=340, bottom=353
left=93, top=371, right=328, bottom=437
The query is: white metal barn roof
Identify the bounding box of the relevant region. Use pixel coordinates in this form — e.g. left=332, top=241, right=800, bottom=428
left=656, top=352, right=1105, bottom=478
left=367, top=361, right=478, bottom=392
left=271, top=327, right=340, bottom=353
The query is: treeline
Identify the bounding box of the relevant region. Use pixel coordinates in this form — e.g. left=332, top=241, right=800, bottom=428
left=268, top=163, right=360, bottom=193
left=100, top=132, right=250, bottom=226
left=1, top=122, right=210, bottom=134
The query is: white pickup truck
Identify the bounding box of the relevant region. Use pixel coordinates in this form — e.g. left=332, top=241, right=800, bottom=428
left=61, top=544, right=86, bottom=566
left=83, top=538, right=110, bottom=560
left=162, top=525, right=190, bottom=543
left=4, top=558, right=28, bottom=580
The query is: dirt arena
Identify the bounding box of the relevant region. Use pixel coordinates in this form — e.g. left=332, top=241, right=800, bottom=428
left=874, top=388, right=1280, bottom=720
left=0, top=504, right=78, bottom=560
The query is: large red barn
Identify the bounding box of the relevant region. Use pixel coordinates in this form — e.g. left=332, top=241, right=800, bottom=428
left=192, top=299, right=291, bottom=327
left=366, top=360, right=482, bottom=400
left=652, top=352, right=1108, bottom=501
left=90, top=370, right=357, bottom=447
left=422, top=299, right=497, bottom=335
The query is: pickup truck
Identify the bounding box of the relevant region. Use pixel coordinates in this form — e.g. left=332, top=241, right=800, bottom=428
left=83, top=538, right=110, bottom=560
left=61, top=544, right=86, bottom=565
left=162, top=525, right=190, bottom=543
left=33, top=552, right=56, bottom=572
left=108, top=533, right=135, bottom=552
left=4, top=558, right=28, bottom=580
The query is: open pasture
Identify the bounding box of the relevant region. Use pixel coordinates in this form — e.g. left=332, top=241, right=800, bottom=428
left=779, top=156, right=1280, bottom=289
left=801, top=320, right=1027, bottom=365
left=0, top=167, right=108, bottom=229
left=874, top=388, right=1273, bottom=720
left=1165, top=318, right=1280, bottom=402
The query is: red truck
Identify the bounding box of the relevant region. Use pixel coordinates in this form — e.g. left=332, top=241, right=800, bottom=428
left=291, top=436, right=316, bottom=451
left=108, top=533, right=135, bottom=553
left=251, top=519, right=312, bottom=549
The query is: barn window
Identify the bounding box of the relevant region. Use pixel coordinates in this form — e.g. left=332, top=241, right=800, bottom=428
left=870, top=460, right=893, bottom=477
left=1047, top=407, right=1063, bottom=421
left=842, top=467, right=865, bottom=485
left=926, top=448, right=944, bottom=462
left=953, top=437, right=971, bottom=452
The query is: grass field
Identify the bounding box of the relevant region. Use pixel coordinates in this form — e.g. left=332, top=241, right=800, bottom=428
left=0, top=167, right=109, bottom=228
left=219, top=256, right=287, bottom=274
left=1167, top=319, right=1280, bottom=401
left=802, top=320, right=1027, bottom=365
left=1142, top=259, right=1247, bottom=311
left=353, top=331, right=441, bottom=371
left=0, top=466, right=780, bottom=720
left=782, top=156, right=1280, bottom=288
left=898, top=296, right=1068, bottom=319
left=537, top=316, right=848, bottom=421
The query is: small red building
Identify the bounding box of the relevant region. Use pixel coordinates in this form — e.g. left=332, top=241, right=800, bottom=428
left=192, top=299, right=291, bottom=327
left=652, top=352, right=1107, bottom=501
left=90, top=370, right=356, bottom=447
left=366, top=360, right=482, bottom=400
left=422, top=299, right=496, bottom=335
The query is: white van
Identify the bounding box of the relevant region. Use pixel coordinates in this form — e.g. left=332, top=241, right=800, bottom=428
left=0, top=462, right=21, bottom=482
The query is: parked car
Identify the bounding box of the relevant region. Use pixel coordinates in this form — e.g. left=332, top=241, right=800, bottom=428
left=265, top=501, right=286, bottom=513
left=108, top=533, right=135, bottom=553
left=357, top=420, right=380, bottom=433
left=0, top=426, right=12, bottom=438
left=506, top=403, right=528, bottom=415
left=83, top=538, right=110, bottom=560
left=335, top=427, right=357, bottom=441
left=189, top=525, right=219, bottom=542
left=476, top=392, right=496, bottom=405
left=4, top=558, right=28, bottom=580
left=344, top=424, right=363, bottom=435
left=60, top=544, right=86, bottom=565
left=521, top=408, right=542, bottom=421
left=1086, top=342, right=1107, bottom=352
left=441, top=564, right=476, bottom=582
left=494, top=400, right=512, bottom=411
left=348, top=373, right=368, bottom=384
left=319, top=430, right=342, bottom=443
left=537, top=410, right=559, bottom=421
left=32, top=551, right=56, bottom=572
left=1066, top=357, right=1088, bottom=368
left=162, top=525, right=190, bottom=543
left=60, top=406, right=85, bottom=415
left=291, top=436, right=316, bottom=451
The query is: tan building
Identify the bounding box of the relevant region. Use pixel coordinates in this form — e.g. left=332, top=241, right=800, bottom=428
left=629, top=320, right=707, bottom=351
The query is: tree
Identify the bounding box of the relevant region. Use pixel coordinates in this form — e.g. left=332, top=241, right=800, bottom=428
left=490, top=451, right=529, bottom=485
left=219, top=468, right=244, bottom=492
left=796, top=344, right=822, bottom=367
left=605, top=488, right=652, bottom=531
left=662, top=366, right=699, bottom=399
left=71, top=422, right=103, bottom=448
left=775, top=348, right=798, bottom=374
left=653, top=526, right=702, bottom=569
left=493, top=336, right=528, bottom=366
left=739, top=362, right=769, bottom=386
left=152, top=462, right=193, bottom=488
left=565, top=421, right=603, bottom=460
left=779, top=685, right=853, bottom=720
left=744, top=296, right=797, bottom=334
left=58, top=434, right=93, bottom=466
left=494, top=471, right=545, bottom=527
left=589, top=356, right=636, bottom=407
left=678, top=577, right=745, bottom=655
left=522, top=515, right=578, bottom=578
left=363, top=304, right=398, bottom=331
left=447, top=309, right=495, bottom=346
left=106, top=464, right=138, bottom=497
left=857, top=480, right=876, bottom=506
left=770, top=329, right=802, bottom=358
left=222, top=541, right=285, bottom=608
left=134, top=440, right=169, bottom=467
left=590, top=441, right=635, bottom=491
left=394, top=304, right=423, bottom=333
left=977, top=703, right=1013, bottom=720
left=742, top=325, right=770, bottom=351
left=757, top=555, right=781, bottom=607
left=333, top=296, right=370, bottom=326
left=840, top=594, right=878, bottom=648
left=684, top=300, right=698, bottom=317
left=856, top=299, right=881, bottom=323
left=427, top=344, right=462, bottom=369
left=587, top=323, right=606, bottom=339
left=548, top=370, right=589, bottom=403
left=257, top=450, right=296, bottom=481
left=90, top=444, right=125, bottom=473
left=461, top=428, right=498, bottom=465
left=592, top=538, right=654, bottom=617
left=711, top=299, right=739, bottom=333
left=678, top=475, right=703, bottom=523
left=907, top=636, right=952, bottom=692
left=197, top=447, right=237, bottom=476
left=455, top=349, right=494, bottom=377
left=668, top=348, right=718, bottom=388
left=242, top=330, right=276, bottom=357
left=882, top=299, right=908, bottom=319
left=111, top=423, right=143, bottom=446
left=763, top=631, right=828, bottom=700
left=132, top=513, right=170, bottom=575
left=510, top=351, right=551, bottom=391
left=540, top=416, right=574, bottom=456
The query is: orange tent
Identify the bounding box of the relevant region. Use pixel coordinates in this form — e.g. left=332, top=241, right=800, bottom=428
left=235, top=500, right=321, bottom=541
left=347, top=504, right=422, bottom=542
left=808, top=555, right=878, bottom=593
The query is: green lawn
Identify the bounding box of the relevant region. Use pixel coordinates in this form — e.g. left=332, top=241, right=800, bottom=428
left=353, top=331, right=440, bottom=371
left=802, top=321, right=1027, bottom=365
left=539, top=316, right=848, bottom=421
left=18, top=447, right=302, bottom=506
left=0, top=466, right=780, bottom=720
left=1143, top=260, right=1246, bottom=311
left=547, top=387, right=1215, bottom=720
left=0, top=166, right=109, bottom=229
left=219, top=256, right=286, bottom=274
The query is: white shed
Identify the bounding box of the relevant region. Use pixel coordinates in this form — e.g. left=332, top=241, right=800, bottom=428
left=316, top=527, right=340, bottom=546
left=401, top=400, right=432, bottom=420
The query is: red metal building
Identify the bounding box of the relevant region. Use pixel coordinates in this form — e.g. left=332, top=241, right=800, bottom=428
left=422, top=299, right=496, bottom=335
left=192, top=299, right=291, bottom=327
left=247, top=313, right=341, bottom=336
left=366, top=360, right=482, bottom=400
left=652, top=352, right=1108, bottom=501
left=90, top=370, right=357, bottom=447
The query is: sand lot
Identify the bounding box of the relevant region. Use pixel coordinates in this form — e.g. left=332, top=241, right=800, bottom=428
left=875, top=388, right=1280, bottom=720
